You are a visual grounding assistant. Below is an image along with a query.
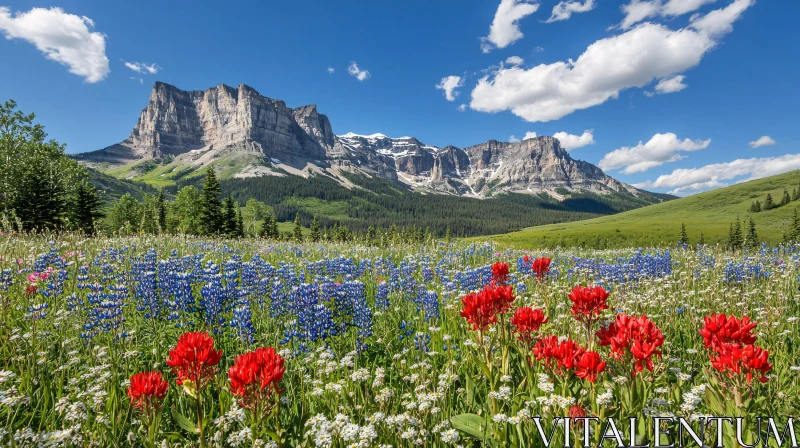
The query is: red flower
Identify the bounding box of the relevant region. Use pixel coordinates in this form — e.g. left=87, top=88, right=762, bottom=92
left=128, top=371, right=169, bottom=412
left=699, top=314, right=757, bottom=352
left=510, top=307, right=548, bottom=341
left=532, top=335, right=562, bottom=367
left=568, top=286, right=610, bottom=321
left=460, top=284, right=515, bottom=331
left=596, top=313, right=664, bottom=376
left=492, top=262, right=510, bottom=284
left=569, top=405, right=587, bottom=421
left=25, top=284, right=37, bottom=296
left=532, top=257, right=551, bottom=278
left=575, top=351, right=606, bottom=383
left=228, top=347, right=286, bottom=410
left=166, top=332, right=223, bottom=389
left=710, top=344, right=772, bottom=383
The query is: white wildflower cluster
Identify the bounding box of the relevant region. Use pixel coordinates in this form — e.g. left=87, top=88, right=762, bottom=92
left=535, top=394, right=576, bottom=412
left=304, top=413, right=380, bottom=448
left=596, top=389, right=614, bottom=407
left=680, top=384, right=707, bottom=414
left=537, top=373, right=555, bottom=393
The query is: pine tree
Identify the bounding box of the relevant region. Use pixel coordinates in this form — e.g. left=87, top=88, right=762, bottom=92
left=199, top=167, right=223, bottom=235
left=793, top=187, right=799, bottom=201
left=753, top=200, right=761, bottom=212
left=749, top=201, right=758, bottom=213
left=445, top=225, right=452, bottom=243
left=729, top=216, right=744, bottom=250
left=699, top=232, right=705, bottom=246
left=157, top=188, right=167, bottom=232
left=746, top=218, right=759, bottom=248
left=782, top=189, right=791, bottom=206
left=764, top=193, right=774, bottom=210
left=293, top=214, right=303, bottom=242
left=679, top=223, right=688, bottom=244
left=223, top=196, right=237, bottom=235
left=788, top=208, right=800, bottom=243
left=235, top=208, right=245, bottom=237
left=71, top=181, right=103, bottom=235
left=310, top=215, right=321, bottom=242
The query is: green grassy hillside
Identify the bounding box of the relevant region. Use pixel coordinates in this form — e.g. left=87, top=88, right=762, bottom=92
left=487, top=170, right=800, bottom=248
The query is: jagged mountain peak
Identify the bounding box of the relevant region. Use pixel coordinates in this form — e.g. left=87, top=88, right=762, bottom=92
left=74, top=82, right=655, bottom=203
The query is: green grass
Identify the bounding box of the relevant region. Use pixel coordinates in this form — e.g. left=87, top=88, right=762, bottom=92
left=485, top=170, right=800, bottom=248
left=106, top=152, right=265, bottom=187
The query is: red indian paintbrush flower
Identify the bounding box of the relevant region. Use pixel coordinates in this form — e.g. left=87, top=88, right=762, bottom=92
left=699, top=314, right=758, bottom=352
left=460, top=283, right=515, bottom=331
left=575, top=351, right=606, bottom=383
left=533, top=336, right=590, bottom=375
left=568, top=285, right=610, bottom=320
left=532, top=335, right=562, bottom=368
left=128, top=371, right=169, bottom=412
left=532, top=257, right=551, bottom=279
left=596, top=313, right=664, bottom=376
left=710, top=343, right=772, bottom=384
left=491, top=262, right=510, bottom=284
left=510, top=307, right=548, bottom=341
left=228, top=347, right=286, bottom=410
left=166, top=331, right=223, bottom=390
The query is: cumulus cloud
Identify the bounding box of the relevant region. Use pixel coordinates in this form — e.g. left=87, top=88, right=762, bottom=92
left=124, top=62, right=159, bottom=74
left=327, top=67, right=335, bottom=74
left=347, top=61, right=370, bottom=81
left=547, top=0, right=596, bottom=22
left=470, top=0, right=752, bottom=123
left=524, top=131, right=538, bottom=140
left=481, top=0, right=540, bottom=52
left=509, top=135, right=521, bottom=143
left=505, top=56, right=524, bottom=66
left=635, top=153, right=800, bottom=195
left=0, top=6, right=109, bottom=83
left=654, top=75, right=688, bottom=94
left=749, top=136, right=776, bottom=148
left=457, top=104, right=467, bottom=112
left=553, top=130, right=595, bottom=150
left=618, top=0, right=718, bottom=30
left=599, top=132, right=710, bottom=174
left=436, top=76, right=465, bottom=101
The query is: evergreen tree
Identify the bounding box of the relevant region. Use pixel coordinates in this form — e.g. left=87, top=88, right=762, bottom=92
left=728, top=216, right=744, bottom=250
left=157, top=188, right=167, bottom=232
left=764, top=193, right=774, bottom=210
left=199, top=167, right=223, bottom=235
left=445, top=225, right=452, bottom=243
left=310, top=215, right=321, bottom=242
left=223, top=196, right=237, bottom=235
left=293, top=214, right=303, bottom=241
left=235, top=208, right=245, bottom=237
left=259, top=214, right=270, bottom=238
left=679, top=223, right=688, bottom=244
left=782, top=189, right=791, bottom=206
left=71, top=181, right=103, bottom=235
left=788, top=208, right=800, bottom=243
left=746, top=218, right=759, bottom=248
left=793, top=187, right=799, bottom=201
left=752, top=200, right=761, bottom=212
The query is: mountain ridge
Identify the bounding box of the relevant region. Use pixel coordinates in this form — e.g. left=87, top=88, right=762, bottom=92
left=74, top=81, right=668, bottom=204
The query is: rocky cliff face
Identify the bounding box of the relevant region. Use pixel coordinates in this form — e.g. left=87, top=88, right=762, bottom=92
left=75, top=82, right=645, bottom=200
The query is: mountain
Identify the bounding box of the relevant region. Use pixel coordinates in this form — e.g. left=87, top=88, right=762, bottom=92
left=74, top=82, right=664, bottom=202
left=487, top=170, right=800, bottom=248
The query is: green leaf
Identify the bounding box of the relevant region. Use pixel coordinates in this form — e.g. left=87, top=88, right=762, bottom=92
left=451, top=413, right=488, bottom=441
left=171, top=408, right=199, bottom=434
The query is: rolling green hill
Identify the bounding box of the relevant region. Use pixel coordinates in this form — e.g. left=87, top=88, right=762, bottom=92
left=486, top=170, right=800, bottom=248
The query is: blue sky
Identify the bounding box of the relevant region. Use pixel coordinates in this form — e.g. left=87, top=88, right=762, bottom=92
left=0, top=0, right=797, bottom=195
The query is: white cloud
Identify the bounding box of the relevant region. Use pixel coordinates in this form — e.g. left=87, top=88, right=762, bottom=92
left=436, top=76, right=465, bottom=101
left=0, top=6, right=109, bottom=83
left=129, top=77, right=143, bottom=84
left=347, top=61, right=370, bottom=81
left=635, top=153, right=800, bottom=195
left=124, top=61, right=159, bottom=74
left=749, top=136, right=776, bottom=148
left=664, top=179, right=728, bottom=195
left=619, top=0, right=718, bottom=30
left=509, top=135, right=521, bottom=143
left=327, top=67, right=335, bottom=74
left=470, top=0, right=752, bottom=123
left=553, top=130, right=595, bottom=150
left=505, top=56, right=524, bottom=66
left=457, top=104, right=467, bottom=112
left=481, top=0, right=540, bottom=52
left=599, top=132, right=710, bottom=174
left=653, top=74, right=688, bottom=94
left=524, top=131, right=538, bottom=140
left=689, top=0, right=751, bottom=36
left=547, top=0, right=596, bottom=22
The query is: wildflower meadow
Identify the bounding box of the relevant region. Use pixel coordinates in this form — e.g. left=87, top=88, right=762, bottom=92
left=0, top=235, right=798, bottom=447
